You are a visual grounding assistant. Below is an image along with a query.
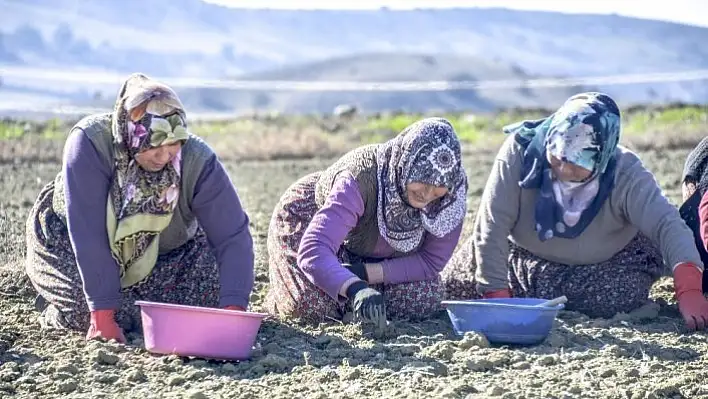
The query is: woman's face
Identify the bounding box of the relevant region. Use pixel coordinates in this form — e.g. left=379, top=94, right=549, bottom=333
left=405, top=182, right=448, bottom=209
left=547, top=151, right=593, bottom=182
left=135, top=142, right=182, bottom=172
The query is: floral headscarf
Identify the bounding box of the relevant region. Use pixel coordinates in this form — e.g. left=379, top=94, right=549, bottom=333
left=503, top=92, right=621, bottom=242
left=376, top=117, right=468, bottom=253
left=107, top=73, right=190, bottom=288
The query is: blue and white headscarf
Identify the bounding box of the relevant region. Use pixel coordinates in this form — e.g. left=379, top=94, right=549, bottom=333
left=503, top=92, right=621, bottom=242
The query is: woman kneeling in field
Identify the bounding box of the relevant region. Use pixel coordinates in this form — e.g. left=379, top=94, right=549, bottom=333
left=678, top=136, right=708, bottom=330
left=441, top=92, right=708, bottom=331
left=25, top=73, right=256, bottom=343
left=265, top=117, right=468, bottom=325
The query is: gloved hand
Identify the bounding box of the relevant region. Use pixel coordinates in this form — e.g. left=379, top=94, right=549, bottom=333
left=346, top=281, right=386, bottom=326
left=482, top=288, right=512, bottom=299
left=224, top=305, right=246, bottom=311
left=342, top=262, right=368, bottom=281
left=86, top=309, right=126, bottom=343
left=673, top=262, right=708, bottom=331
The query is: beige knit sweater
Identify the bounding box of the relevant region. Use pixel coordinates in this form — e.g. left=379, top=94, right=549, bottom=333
left=472, top=134, right=703, bottom=293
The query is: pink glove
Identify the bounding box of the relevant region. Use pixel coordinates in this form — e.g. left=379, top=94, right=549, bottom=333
left=86, top=309, right=126, bottom=343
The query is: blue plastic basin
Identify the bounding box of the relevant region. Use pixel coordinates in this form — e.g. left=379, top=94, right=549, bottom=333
left=441, top=297, right=564, bottom=345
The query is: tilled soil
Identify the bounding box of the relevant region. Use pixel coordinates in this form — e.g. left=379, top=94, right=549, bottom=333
left=1, top=145, right=707, bottom=399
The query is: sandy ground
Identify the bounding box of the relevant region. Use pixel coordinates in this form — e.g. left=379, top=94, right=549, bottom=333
left=1, top=142, right=708, bottom=399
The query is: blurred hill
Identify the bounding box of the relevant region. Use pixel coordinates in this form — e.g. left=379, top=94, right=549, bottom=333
left=174, top=52, right=587, bottom=113
left=1, top=0, right=707, bottom=114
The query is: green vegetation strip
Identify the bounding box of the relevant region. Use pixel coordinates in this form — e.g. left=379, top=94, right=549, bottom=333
left=2, top=105, right=706, bottom=145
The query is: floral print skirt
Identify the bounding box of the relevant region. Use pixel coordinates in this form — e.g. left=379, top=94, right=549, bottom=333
left=24, top=180, right=221, bottom=333
left=264, top=171, right=445, bottom=324
left=441, top=229, right=666, bottom=319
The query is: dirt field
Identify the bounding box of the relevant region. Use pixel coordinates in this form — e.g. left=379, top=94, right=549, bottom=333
left=1, top=120, right=708, bottom=399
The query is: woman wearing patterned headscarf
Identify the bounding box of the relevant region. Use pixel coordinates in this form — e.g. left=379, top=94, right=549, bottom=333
left=264, top=117, right=468, bottom=325
left=25, top=73, right=256, bottom=343
left=442, top=92, right=708, bottom=331
left=677, top=137, right=708, bottom=329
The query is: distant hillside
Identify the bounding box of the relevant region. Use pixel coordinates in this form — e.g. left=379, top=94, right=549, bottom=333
left=1, top=0, right=708, bottom=114
left=177, top=53, right=589, bottom=113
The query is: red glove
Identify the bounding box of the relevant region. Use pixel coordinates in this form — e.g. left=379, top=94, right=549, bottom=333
left=673, top=263, right=708, bottom=331
left=86, top=309, right=126, bottom=343
left=224, top=305, right=246, bottom=311
left=482, top=288, right=512, bottom=299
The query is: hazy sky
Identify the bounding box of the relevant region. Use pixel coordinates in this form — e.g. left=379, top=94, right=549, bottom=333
left=203, top=0, right=708, bottom=28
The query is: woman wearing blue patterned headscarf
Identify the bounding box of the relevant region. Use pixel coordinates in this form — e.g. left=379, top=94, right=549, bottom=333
left=442, top=92, right=708, bottom=331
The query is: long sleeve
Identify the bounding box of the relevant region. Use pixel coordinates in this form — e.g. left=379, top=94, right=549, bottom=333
left=699, top=190, right=708, bottom=255
left=62, top=128, right=123, bottom=311
left=380, top=222, right=463, bottom=284
left=297, top=172, right=365, bottom=301
left=621, top=155, right=704, bottom=271
left=473, top=137, right=522, bottom=293
left=191, top=155, right=255, bottom=309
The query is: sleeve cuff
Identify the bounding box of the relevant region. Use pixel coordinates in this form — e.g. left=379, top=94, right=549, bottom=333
left=219, top=294, right=250, bottom=310
left=673, top=262, right=704, bottom=273
left=86, top=296, right=122, bottom=312
left=338, top=277, right=362, bottom=299
left=365, top=263, right=384, bottom=284
left=475, top=280, right=510, bottom=296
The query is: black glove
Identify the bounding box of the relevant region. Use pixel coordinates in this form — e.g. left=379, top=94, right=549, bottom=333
left=342, top=262, right=368, bottom=281
left=346, top=281, right=386, bottom=325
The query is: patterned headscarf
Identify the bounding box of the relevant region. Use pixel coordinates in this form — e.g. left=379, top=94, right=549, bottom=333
left=107, top=73, right=190, bottom=287
left=503, top=92, right=621, bottom=242
left=375, top=117, right=468, bottom=253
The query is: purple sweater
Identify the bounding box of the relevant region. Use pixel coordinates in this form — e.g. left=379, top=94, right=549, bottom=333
left=62, top=129, right=254, bottom=311
left=297, top=171, right=462, bottom=300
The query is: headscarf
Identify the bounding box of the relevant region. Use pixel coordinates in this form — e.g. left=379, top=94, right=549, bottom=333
left=503, top=92, right=621, bottom=242
left=375, top=117, right=468, bottom=253
left=107, top=73, right=190, bottom=288
left=682, top=136, right=708, bottom=197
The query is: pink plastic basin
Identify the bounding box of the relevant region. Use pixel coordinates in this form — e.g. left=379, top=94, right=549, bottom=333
left=135, top=300, right=269, bottom=360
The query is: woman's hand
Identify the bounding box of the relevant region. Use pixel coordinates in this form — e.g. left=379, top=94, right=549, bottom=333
left=223, top=305, right=246, bottom=311
left=346, top=281, right=386, bottom=326
left=86, top=309, right=126, bottom=343
left=674, top=263, right=708, bottom=331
